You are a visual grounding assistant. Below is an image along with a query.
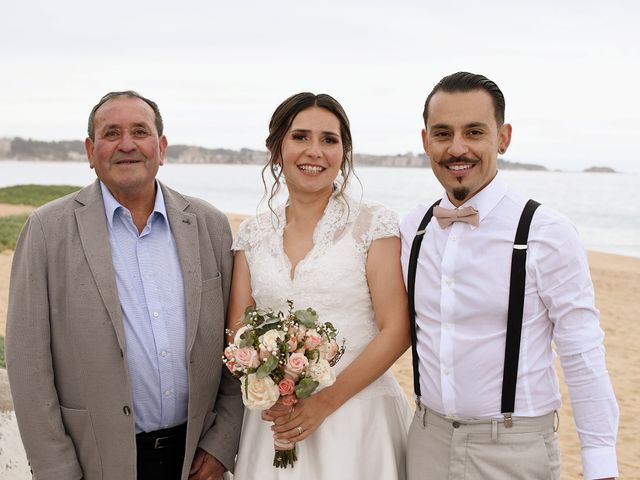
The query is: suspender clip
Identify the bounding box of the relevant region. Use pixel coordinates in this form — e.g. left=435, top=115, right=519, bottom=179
left=503, top=412, right=513, bottom=428
left=513, top=244, right=527, bottom=250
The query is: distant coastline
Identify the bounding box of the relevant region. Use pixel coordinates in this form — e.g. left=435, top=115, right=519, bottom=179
left=0, top=136, right=614, bottom=173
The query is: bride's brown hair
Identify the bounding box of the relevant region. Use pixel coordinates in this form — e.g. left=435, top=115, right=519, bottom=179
left=262, top=92, right=355, bottom=213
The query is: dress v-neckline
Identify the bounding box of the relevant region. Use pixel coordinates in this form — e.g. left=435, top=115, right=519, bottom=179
left=281, top=212, right=324, bottom=282
left=276, top=195, right=344, bottom=282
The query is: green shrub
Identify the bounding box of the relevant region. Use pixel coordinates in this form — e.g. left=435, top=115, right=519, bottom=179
left=0, top=184, right=80, bottom=206
left=0, top=214, right=29, bottom=251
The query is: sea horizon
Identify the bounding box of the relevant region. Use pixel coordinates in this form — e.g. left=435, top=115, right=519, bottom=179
left=1, top=160, right=639, bottom=258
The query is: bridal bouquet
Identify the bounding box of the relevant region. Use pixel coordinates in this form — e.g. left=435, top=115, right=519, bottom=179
left=223, top=300, right=343, bottom=468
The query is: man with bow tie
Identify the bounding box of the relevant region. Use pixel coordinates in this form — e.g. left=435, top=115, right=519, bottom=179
left=400, top=72, right=618, bottom=480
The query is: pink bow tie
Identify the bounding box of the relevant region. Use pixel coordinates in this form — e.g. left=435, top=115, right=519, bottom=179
left=433, top=205, right=480, bottom=228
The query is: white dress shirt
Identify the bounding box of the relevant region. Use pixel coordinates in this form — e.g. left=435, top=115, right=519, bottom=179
left=400, top=172, right=619, bottom=480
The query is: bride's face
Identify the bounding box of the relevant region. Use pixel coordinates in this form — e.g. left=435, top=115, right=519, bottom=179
left=280, top=106, right=343, bottom=198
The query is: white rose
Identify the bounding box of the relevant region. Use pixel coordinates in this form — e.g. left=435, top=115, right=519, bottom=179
left=241, top=373, right=280, bottom=410
left=259, top=329, right=285, bottom=351
left=307, top=359, right=336, bottom=390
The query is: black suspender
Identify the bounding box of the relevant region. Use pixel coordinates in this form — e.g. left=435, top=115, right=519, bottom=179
left=407, top=199, right=541, bottom=425
left=407, top=200, right=440, bottom=398
left=500, top=199, right=540, bottom=425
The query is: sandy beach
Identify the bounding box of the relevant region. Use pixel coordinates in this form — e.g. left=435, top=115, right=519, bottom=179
left=0, top=205, right=638, bottom=478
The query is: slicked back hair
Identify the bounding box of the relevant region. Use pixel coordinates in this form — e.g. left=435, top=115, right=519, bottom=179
left=87, top=90, right=163, bottom=140
left=423, top=72, right=506, bottom=127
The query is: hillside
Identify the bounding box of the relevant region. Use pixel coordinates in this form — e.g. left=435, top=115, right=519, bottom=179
left=1, top=136, right=545, bottom=170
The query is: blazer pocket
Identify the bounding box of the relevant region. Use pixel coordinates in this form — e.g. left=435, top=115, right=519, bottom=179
left=60, top=405, right=103, bottom=480
left=202, top=271, right=222, bottom=291
left=201, top=272, right=224, bottom=318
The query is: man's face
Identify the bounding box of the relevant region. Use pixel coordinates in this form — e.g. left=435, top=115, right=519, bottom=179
left=85, top=96, right=167, bottom=200
left=422, top=90, right=512, bottom=206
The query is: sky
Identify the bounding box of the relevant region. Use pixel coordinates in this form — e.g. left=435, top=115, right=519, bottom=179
left=1, top=0, right=639, bottom=173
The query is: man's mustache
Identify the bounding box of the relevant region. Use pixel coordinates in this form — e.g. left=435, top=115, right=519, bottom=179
left=437, top=156, right=480, bottom=167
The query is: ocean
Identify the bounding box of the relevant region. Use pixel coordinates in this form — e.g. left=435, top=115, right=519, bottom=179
left=1, top=160, right=638, bottom=258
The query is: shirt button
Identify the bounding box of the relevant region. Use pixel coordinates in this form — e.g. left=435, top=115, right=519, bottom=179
left=443, top=324, right=451, bottom=331
left=445, top=278, right=453, bottom=287
left=153, top=311, right=159, bottom=318
left=450, top=235, right=458, bottom=242
left=165, top=389, right=172, bottom=397
left=443, top=368, right=450, bottom=375
left=160, top=350, right=168, bottom=357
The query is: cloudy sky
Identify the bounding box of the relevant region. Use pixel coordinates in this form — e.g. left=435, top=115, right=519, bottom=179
left=2, top=0, right=639, bottom=173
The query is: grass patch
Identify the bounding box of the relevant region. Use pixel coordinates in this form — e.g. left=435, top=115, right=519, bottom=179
left=0, top=214, right=30, bottom=251
left=0, top=336, right=4, bottom=369
left=0, top=184, right=81, bottom=207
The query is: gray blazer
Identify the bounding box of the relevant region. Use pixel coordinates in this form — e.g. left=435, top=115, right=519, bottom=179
left=6, top=180, right=243, bottom=480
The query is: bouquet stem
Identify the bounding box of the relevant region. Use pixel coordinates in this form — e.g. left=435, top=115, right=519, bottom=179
left=273, top=439, right=297, bottom=468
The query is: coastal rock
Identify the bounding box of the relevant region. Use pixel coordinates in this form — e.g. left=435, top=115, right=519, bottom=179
left=584, top=166, right=617, bottom=173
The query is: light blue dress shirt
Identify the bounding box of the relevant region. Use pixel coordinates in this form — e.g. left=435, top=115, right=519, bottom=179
left=101, top=181, right=188, bottom=433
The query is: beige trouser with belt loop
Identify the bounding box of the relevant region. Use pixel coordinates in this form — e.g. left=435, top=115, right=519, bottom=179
left=407, top=401, right=560, bottom=480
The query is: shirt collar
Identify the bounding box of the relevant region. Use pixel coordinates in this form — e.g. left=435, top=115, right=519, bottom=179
left=439, top=170, right=508, bottom=227
left=100, top=180, right=168, bottom=228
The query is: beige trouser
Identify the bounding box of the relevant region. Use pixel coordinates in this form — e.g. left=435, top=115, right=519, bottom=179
left=407, top=403, right=560, bottom=480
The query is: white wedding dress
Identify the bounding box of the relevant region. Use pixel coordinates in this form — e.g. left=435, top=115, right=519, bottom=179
left=231, top=194, right=412, bottom=479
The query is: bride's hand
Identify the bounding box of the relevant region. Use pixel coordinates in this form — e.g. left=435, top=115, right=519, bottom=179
left=261, top=397, right=295, bottom=422
left=270, top=390, right=334, bottom=442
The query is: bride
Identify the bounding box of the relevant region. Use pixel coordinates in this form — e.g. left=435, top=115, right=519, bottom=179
left=228, top=92, right=412, bottom=479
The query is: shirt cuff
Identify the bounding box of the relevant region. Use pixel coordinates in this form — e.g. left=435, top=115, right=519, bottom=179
left=582, top=446, right=618, bottom=479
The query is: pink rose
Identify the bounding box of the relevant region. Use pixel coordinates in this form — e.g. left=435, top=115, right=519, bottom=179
left=284, top=352, right=308, bottom=381
left=259, top=346, right=271, bottom=360
left=281, top=394, right=297, bottom=406
left=304, top=329, right=322, bottom=349
left=234, top=347, right=260, bottom=369
left=320, top=339, right=339, bottom=362
left=287, top=336, right=298, bottom=351
left=224, top=360, right=236, bottom=373
left=278, top=378, right=296, bottom=396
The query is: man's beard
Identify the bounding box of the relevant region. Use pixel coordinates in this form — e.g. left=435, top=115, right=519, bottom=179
left=452, top=186, right=470, bottom=202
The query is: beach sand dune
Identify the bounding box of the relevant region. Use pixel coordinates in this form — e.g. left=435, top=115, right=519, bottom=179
left=0, top=209, right=638, bottom=478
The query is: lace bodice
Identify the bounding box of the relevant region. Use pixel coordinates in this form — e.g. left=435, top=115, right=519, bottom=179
left=233, top=195, right=403, bottom=399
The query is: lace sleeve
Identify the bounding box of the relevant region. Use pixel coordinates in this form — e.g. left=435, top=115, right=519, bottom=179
left=369, top=205, right=400, bottom=243
left=353, top=203, right=400, bottom=252
left=231, top=217, right=257, bottom=252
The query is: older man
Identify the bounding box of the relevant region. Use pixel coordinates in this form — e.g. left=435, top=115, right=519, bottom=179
left=401, top=72, right=618, bottom=479
left=6, top=91, right=243, bottom=480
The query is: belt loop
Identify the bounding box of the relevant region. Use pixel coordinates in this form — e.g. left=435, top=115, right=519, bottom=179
left=491, top=418, right=498, bottom=443
left=553, top=410, right=560, bottom=433
left=421, top=407, right=427, bottom=428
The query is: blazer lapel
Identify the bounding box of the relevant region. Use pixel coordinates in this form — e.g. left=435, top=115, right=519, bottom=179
left=162, top=184, right=202, bottom=354
left=74, top=180, right=127, bottom=351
